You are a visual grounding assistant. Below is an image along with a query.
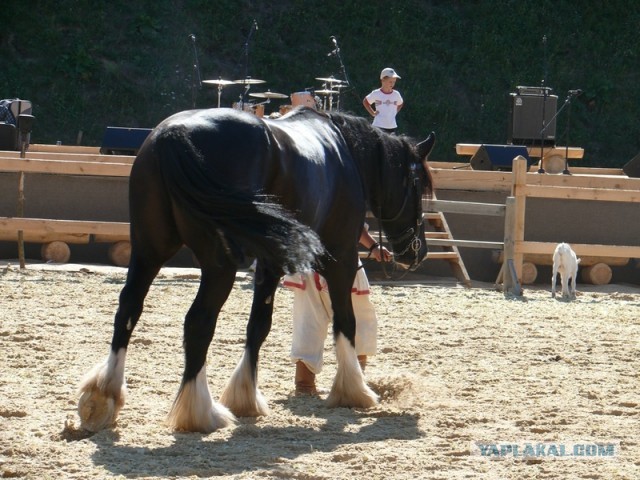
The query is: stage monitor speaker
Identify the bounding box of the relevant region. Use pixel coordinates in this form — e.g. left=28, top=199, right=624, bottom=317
left=470, top=144, right=532, bottom=171
left=508, top=92, right=558, bottom=146
left=0, top=123, right=17, bottom=150
left=623, top=152, right=640, bottom=178
left=100, top=126, right=152, bottom=155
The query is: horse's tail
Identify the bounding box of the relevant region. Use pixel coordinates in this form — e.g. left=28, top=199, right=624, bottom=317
left=152, top=126, right=325, bottom=273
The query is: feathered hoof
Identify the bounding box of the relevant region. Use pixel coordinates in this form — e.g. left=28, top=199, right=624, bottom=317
left=220, top=385, right=269, bottom=418
left=167, top=399, right=236, bottom=433
left=219, top=349, right=269, bottom=418
left=78, top=385, right=124, bottom=432
left=325, top=382, right=379, bottom=409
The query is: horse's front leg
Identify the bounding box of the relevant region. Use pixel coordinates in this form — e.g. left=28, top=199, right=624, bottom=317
left=324, top=266, right=379, bottom=409
left=167, top=263, right=237, bottom=433
left=220, top=263, right=280, bottom=417
left=77, top=255, right=161, bottom=432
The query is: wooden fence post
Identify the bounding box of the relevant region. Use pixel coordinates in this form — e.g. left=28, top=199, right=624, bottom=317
left=502, top=196, right=522, bottom=295
left=511, top=156, right=528, bottom=284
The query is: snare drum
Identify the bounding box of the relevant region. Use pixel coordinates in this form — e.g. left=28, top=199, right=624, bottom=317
left=290, top=92, right=316, bottom=109
left=232, top=101, right=252, bottom=112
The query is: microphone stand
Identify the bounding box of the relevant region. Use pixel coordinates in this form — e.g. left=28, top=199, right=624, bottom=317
left=189, top=34, right=202, bottom=108
left=240, top=20, right=258, bottom=108
left=328, top=36, right=353, bottom=111
left=538, top=35, right=549, bottom=173
left=539, top=89, right=581, bottom=175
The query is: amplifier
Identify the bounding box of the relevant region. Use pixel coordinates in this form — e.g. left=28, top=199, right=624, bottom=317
left=516, top=85, right=553, bottom=96
left=100, top=126, right=152, bottom=155
left=508, top=92, right=557, bottom=146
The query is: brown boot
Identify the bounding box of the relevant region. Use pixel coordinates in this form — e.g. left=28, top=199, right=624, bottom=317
left=295, top=361, right=317, bottom=395
left=358, top=355, right=367, bottom=372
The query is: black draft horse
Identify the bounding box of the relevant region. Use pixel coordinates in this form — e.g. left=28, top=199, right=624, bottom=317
left=78, top=107, right=434, bottom=433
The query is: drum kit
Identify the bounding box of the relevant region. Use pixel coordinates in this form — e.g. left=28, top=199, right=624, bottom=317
left=314, top=76, right=347, bottom=111
left=201, top=74, right=348, bottom=116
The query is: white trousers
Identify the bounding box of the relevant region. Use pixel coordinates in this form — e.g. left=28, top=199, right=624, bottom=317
left=284, top=267, right=378, bottom=374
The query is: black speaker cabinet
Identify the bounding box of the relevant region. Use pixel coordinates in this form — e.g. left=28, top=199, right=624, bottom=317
left=508, top=92, right=558, bottom=146
left=470, top=144, right=533, bottom=171
left=0, top=123, right=17, bottom=150
left=100, top=126, right=152, bottom=155
left=623, top=152, right=640, bottom=178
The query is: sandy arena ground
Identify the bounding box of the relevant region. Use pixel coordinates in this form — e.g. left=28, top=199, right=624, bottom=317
left=1, top=261, right=639, bottom=479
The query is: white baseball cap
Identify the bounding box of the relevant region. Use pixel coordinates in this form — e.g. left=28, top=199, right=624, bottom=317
left=380, top=67, right=401, bottom=79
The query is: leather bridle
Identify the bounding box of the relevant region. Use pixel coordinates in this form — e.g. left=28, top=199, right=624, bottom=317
left=375, top=162, right=425, bottom=276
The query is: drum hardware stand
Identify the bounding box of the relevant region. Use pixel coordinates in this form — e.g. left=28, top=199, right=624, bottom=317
left=321, top=82, right=335, bottom=111
left=240, top=20, right=259, bottom=108
left=217, top=82, right=225, bottom=108
left=189, top=34, right=202, bottom=108
left=202, top=79, right=237, bottom=108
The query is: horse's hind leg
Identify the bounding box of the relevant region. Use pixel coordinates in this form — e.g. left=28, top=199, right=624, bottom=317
left=78, top=153, right=182, bottom=432
left=324, top=267, right=378, bottom=409
left=220, top=264, right=280, bottom=417
left=78, top=253, right=164, bottom=432
left=167, top=261, right=237, bottom=432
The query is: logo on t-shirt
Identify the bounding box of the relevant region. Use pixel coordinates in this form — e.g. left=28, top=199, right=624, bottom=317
left=375, top=99, right=399, bottom=106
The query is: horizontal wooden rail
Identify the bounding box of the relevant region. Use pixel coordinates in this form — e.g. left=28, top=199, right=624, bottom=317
left=428, top=238, right=504, bottom=249
left=424, top=199, right=506, bottom=216
left=521, top=184, right=640, bottom=202
left=0, top=157, right=132, bottom=177
left=517, top=241, right=640, bottom=259
left=0, top=217, right=129, bottom=238
left=29, top=144, right=102, bottom=154
left=358, top=250, right=460, bottom=261
left=431, top=166, right=638, bottom=193
left=492, top=251, right=630, bottom=267
left=0, top=150, right=135, bottom=164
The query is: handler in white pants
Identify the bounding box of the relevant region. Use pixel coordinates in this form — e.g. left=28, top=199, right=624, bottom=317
left=283, top=227, right=392, bottom=394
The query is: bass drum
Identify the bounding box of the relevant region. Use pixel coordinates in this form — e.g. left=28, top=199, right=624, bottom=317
left=232, top=102, right=264, bottom=118
left=290, top=92, right=316, bottom=109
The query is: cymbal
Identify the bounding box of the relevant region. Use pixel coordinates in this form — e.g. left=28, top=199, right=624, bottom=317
left=249, top=91, right=289, bottom=99
left=202, top=79, right=236, bottom=86
left=234, top=78, right=266, bottom=85
left=315, top=77, right=347, bottom=84
left=315, top=89, right=339, bottom=95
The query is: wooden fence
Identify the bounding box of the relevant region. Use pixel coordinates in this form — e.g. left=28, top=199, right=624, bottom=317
left=0, top=145, right=134, bottom=265
left=1, top=146, right=639, bottom=291
left=428, top=157, right=640, bottom=290
left=505, top=156, right=640, bottom=288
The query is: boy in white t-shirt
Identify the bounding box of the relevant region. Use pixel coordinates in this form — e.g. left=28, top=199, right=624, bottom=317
left=362, top=67, right=404, bottom=133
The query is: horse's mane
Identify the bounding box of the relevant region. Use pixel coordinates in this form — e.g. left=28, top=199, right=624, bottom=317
left=327, top=111, right=433, bottom=196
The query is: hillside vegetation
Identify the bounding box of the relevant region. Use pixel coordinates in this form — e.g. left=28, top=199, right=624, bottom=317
left=2, top=1, right=639, bottom=166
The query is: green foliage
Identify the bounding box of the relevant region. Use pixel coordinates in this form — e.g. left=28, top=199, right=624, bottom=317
left=1, top=0, right=638, bottom=166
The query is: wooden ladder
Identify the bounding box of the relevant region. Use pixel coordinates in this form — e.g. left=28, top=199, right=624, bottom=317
left=362, top=193, right=472, bottom=285
left=424, top=208, right=472, bottom=286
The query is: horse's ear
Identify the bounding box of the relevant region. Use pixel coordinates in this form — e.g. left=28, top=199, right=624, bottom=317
left=416, top=131, right=436, bottom=161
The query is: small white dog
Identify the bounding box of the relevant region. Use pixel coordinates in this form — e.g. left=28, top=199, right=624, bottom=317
left=552, top=242, right=581, bottom=299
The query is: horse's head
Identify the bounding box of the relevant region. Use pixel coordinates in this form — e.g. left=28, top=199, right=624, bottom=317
left=377, top=132, right=435, bottom=271
left=326, top=112, right=435, bottom=271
